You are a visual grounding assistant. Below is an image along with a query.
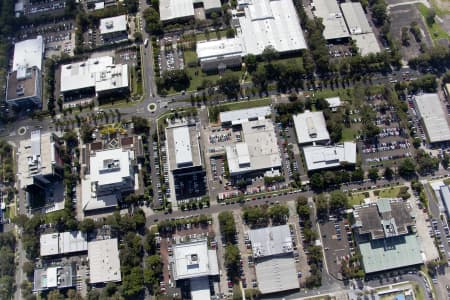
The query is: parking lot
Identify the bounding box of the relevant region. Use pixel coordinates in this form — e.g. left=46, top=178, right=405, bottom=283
left=359, top=94, right=413, bottom=169
left=319, top=217, right=352, bottom=279
left=115, top=48, right=138, bottom=65
left=158, top=39, right=185, bottom=72
left=22, top=0, right=66, bottom=16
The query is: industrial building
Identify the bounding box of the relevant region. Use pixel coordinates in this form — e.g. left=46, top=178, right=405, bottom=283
left=312, top=0, right=350, bottom=41
left=171, top=240, right=219, bottom=300
left=88, top=239, right=121, bottom=284
left=439, top=185, right=450, bottom=219
left=159, top=0, right=221, bottom=22
left=303, top=142, right=357, bottom=171
left=225, top=119, right=281, bottom=177
left=293, top=111, right=330, bottom=145
left=340, top=2, right=380, bottom=55
left=166, top=120, right=206, bottom=202
left=99, top=15, right=128, bottom=42
left=17, top=130, right=64, bottom=190
left=82, top=147, right=135, bottom=212
left=352, top=199, right=423, bottom=274
left=219, top=106, right=271, bottom=125
left=196, top=39, right=244, bottom=72
left=196, top=0, right=307, bottom=70
left=33, top=265, right=75, bottom=292
left=6, top=36, right=44, bottom=107
left=248, top=225, right=299, bottom=294
left=40, top=231, right=88, bottom=257
left=60, top=56, right=129, bottom=101
left=413, top=93, right=450, bottom=144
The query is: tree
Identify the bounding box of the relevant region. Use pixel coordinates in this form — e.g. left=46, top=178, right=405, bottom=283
left=131, top=116, right=149, bottom=134
left=416, top=149, right=439, bottom=175
left=133, top=31, right=143, bottom=43
left=329, top=190, right=348, bottom=213
left=268, top=204, right=289, bottom=225
left=22, top=261, right=34, bottom=277
left=217, top=71, right=240, bottom=99
left=315, top=194, right=328, bottom=220
left=79, top=218, right=96, bottom=233
left=261, top=45, right=279, bottom=62
left=384, top=167, right=394, bottom=180
left=368, top=168, right=379, bottom=181
left=80, top=123, right=94, bottom=143
left=224, top=244, right=240, bottom=279
left=226, top=27, right=235, bottom=38
left=63, top=130, right=78, bottom=148
left=122, top=266, right=144, bottom=298
left=310, top=173, right=324, bottom=191
left=219, top=212, right=237, bottom=244
left=398, top=158, right=416, bottom=178
left=244, top=54, right=258, bottom=73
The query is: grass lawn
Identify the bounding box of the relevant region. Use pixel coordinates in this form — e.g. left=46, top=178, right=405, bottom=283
left=377, top=186, right=403, bottom=198
left=196, top=29, right=228, bottom=41
left=443, top=178, right=450, bottom=185
left=341, top=127, right=359, bottom=142
left=218, top=98, right=271, bottom=110
left=348, top=192, right=367, bottom=206
left=417, top=3, right=450, bottom=42
left=183, top=50, right=244, bottom=92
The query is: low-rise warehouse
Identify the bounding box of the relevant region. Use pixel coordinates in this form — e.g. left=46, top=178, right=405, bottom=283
left=88, top=239, right=121, bottom=284
left=159, top=0, right=221, bottom=22
left=303, top=142, right=357, bottom=171
left=33, top=265, right=74, bottom=292
left=293, top=111, right=330, bottom=145
left=312, top=0, right=350, bottom=41
left=413, top=93, right=450, bottom=144
left=353, top=198, right=423, bottom=274
left=219, top=106, right=271, bottom=125
left=40, top=231, right=88, bottom=257
left=225, top=119, right=281, bottom=176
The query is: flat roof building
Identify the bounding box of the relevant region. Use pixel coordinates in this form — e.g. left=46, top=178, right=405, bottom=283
left=60, top=56, right=129, bottom=100
left=6, top=36, right=44, bottom=107
left=160, top=0, right=221, bottom=22
left=196, top=0, right=307, bottom=70
left=88, top=239, right=121, bottom=284
left=439, top=185, right=450, bottom=219
left=293, top=111, right=330, bottom=145
left=33, top=265, right=74, bottom=292
left=82, top=147, right=135, bottom=212
left=351, top=33, right=381, bottom=56
left=353, top=199, right=423, bottom=274
left=248, top=225, right=299, bottom=294
left=171, top=240, right=219, bottom=300
left=226, top=119, right=281, bottom=176
left=303, top=142, right=357, bottom=171
left=219, top=106, right=271, bottom=125
left=99, top=15, right=128, bottom=42
left=40, top=231, right=88, bottom=257
left=325, top=96, right=342, bottom=110
left=413, top=93, right=450, bottom=144
left=312, top=0, right=350, bottom=40
left=17, top=130, right=64, bottom=190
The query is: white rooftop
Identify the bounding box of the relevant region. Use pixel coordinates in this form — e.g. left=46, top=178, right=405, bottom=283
left=196, top=38, right=244, bottom=62
left=82, top=178, right=119, bottom=211
left=293, top=111, right=330, bottom=145
left=219, top=106, right=271, bottom=125
left=190, top=277, right=212, bottom=300
left=159, top=0, right=194, bottom=21
left=303, top=142, right=357, bottom=171
left=99, top=15, right=127, bottom=35
left=325, top=96, right=342, bottom=108
left=172, top=240, right=219, bottom=280
left=40, top=231, right=88, bottom=257
left=255, top=255, right=299, bottom=294
left=414, top=93, right=450, bottom=143
left=173, top=126, right=193, bottom=168
left=237, top=0, right=307, bottom=55
left=226, top=119, right=281, bottom=176
left=88, top=239, right=121, bottom=284
left=340, top=2, right=372, bottom=34
left=312, top=0, right=350, bottom=40
left=352, top=33, right=381, bottom=56
left=60, top=56, right=128, bottom=94
left=248, top=225, right=293, bottom=258
left=89, top=148, right=132, bottom=186
left=12, top=36, right=44, bottom=78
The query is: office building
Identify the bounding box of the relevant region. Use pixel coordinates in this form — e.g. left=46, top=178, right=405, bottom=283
left=303, top=142, right=357, bottom=171
left=293, top=111, right=330, bottom=145
left=88, top=239, right=121, bottom=284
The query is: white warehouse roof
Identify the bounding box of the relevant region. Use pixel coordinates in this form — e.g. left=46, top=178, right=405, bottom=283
left=293, top=111, right=330, bottom=145
left=352, top=33, right=381, bottom=56
left=12, top=36, right=44, bottom=78
left=88, top=239, right=121, bottom=284
left=303, top=142, right=357, bottom=171
left=238, top=0, right=307, bottom=55
left=40, top=231, right=88, bottom=257
left=60, top=56, right=128, bottom=95
left=248, top=225, right=293, bottom=258
left=172, top=240, right=219, bottom=280
left=173, top=126, right=193, bottom=168
left=99, top=15, right=127, bottom=35
left=219, top=106, right=271, bottom=125
left=255, top=255, right=299, bottom=294
left=197, top=38, right=244, bottom=63
left=414, top=93, right=450, bottom=143
left=312, top=0, right=350, bottom=40
left=159, top=0, right=194, bottom=21
left=226, top=119, right=281, bottom=176
left=325, top=96, right=342, bottom=108
left=340, top=2, right=372, bottom=34
left=89, top=148, right=132, bottom=186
